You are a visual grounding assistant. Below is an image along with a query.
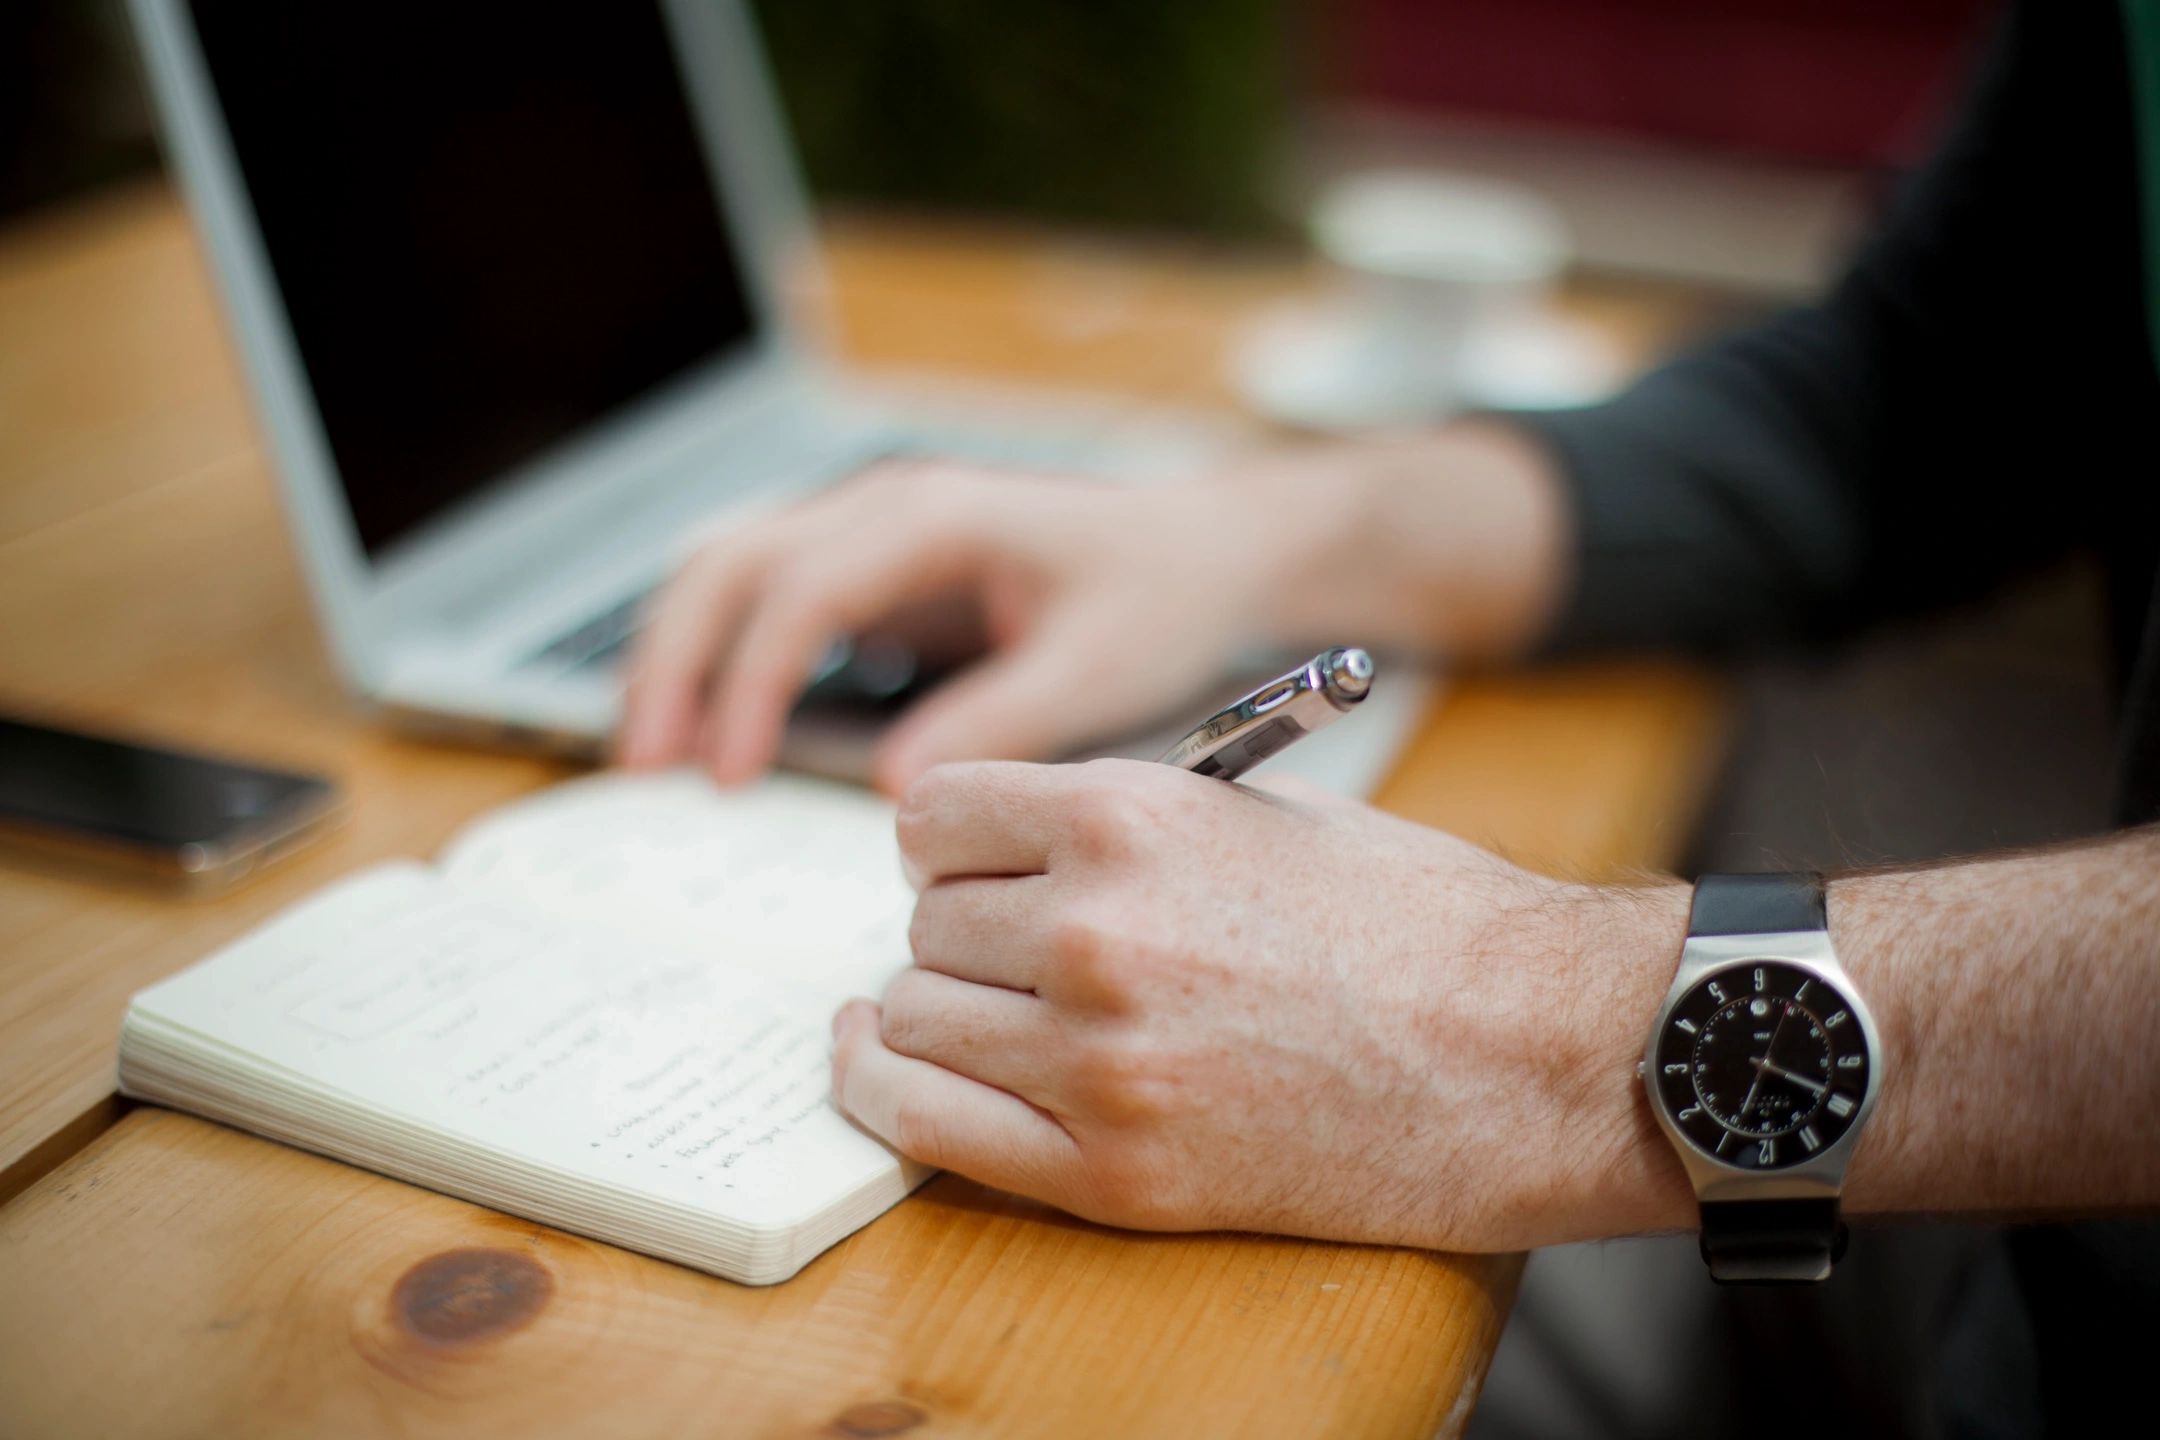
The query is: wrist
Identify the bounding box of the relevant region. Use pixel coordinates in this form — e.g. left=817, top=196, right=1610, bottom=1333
left=1533, top=880, right=1698, bottom=1243
left=1227, top=423, right=1573, bottom=659
left=1819, top=872, right=1931, bottom=1216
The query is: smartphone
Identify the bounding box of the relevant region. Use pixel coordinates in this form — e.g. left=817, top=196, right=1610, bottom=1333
left=0, top=716, right=341, bottom=887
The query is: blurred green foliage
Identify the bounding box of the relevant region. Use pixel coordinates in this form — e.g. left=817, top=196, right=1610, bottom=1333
left=750, top=0, right=1293, bottom=237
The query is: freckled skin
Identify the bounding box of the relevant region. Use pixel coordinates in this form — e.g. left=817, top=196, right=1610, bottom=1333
left=834, top=757, right=1692, bottom=1254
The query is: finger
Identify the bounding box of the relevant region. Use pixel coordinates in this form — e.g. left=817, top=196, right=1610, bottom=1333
left=893, top=759, right=1072, bottom=885
left=873, top=610, right=1129, bottom=793
left=831, top=1000, right=1075, bottom=1197
left=617, top=534, right=782, bottom=768
left=907, top=875, right=1057, bottom=990
left=701, top=526, right=987, bottom=783
left=877, top=967, right=1059, bottom=1100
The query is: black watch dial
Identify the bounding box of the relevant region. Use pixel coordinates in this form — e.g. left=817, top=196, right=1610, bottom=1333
left=1651, top=962, right=1870, bottom=1170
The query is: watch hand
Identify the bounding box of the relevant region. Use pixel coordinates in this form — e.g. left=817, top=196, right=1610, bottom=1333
left=1751, top=1057, right=1828, bottom=1095
left=1736, top=1061, right=1766, bottom=1118
left=1734, top=1003, right=1791, bottom=1121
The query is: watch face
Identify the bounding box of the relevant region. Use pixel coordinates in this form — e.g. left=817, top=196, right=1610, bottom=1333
left=1651, top=961, right=1870, bottom=1170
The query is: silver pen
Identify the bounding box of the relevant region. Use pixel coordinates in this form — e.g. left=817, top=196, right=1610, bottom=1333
left=1158, top=647, right=1375, bottom=781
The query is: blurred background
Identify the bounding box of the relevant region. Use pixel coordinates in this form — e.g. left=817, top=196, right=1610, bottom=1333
left=1, top=4, right=2108, bottom=1438
left=4, top=0, right=2099, bottom=893
left=7, top=0, right=1988, bottom=284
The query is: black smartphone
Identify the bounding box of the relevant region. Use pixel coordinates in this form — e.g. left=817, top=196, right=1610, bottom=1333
left=0, top=716, right=341, bottom=887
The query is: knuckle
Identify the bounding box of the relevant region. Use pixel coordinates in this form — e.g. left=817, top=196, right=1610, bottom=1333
left=894, top=788, right=933, bottom=855
left=1048, top=909, right=1130, bottom=995
left=1065, top=785, right=1151, bottom=863
left=760, top=558, right=836, bottom=619
left=896, top=761, right=998, bottom=856
left=904, top=901, right=936, bottom=964
left=894, top=771, right=953, bottom=857
left=667, top=533, right=756, bottom=602
left=1077, top=755, right=1157, bottom=789
left=1064, top=1035, right=1172, bottom=1124
left=878, top=968, right=934, bottom=1041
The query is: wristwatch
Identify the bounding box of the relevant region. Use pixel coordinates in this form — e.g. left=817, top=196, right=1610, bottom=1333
left=1638, top=873, right=1881, bottom=1283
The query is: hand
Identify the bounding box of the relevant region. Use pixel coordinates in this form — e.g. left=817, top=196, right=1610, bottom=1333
left=618, top=425, right=1571, bottom=795
left=830, top=757, right=1695, bottom=1252
left=618, top=459, right=1321, bottom=793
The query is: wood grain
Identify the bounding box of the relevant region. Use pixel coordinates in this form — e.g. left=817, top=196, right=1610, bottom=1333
left=0, top=180, right=1726, bottom=1436
left=0, top=1110, right=1518, bottom=1438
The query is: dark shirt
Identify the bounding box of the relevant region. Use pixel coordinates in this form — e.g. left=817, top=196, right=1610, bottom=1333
left=1525, top=0, right=2160, bottom=825
left=1514, top=2, right=2160, bottom=1433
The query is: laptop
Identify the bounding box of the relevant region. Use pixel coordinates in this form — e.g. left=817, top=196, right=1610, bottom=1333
left=129, top=1, right=1432, bottom=791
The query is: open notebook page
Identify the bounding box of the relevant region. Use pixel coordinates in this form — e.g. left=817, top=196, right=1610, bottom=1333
left=122, top=862, right=915, bottom=1237
left=438, top=771, right=914, bottom=1006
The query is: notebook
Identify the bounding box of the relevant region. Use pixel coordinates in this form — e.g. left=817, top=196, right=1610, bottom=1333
left=118, top=770, right=930, bottom=1286
left=116, top=666, right=1435, bottom=1286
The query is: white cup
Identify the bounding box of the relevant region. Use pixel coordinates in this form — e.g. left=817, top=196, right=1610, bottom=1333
left=1232, top=170, right=1574, bottom=429
left=1314, top=170, right=1569, bottom=412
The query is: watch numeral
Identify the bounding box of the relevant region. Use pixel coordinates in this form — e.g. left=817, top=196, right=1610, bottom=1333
left=1676, top=1018, right=1698, bottom=1035
left=1827, top=1093, right=1856, bottom=1118
left=1799, top=1126, right=1822, bottom=1153
left=1753, top=968, right=1766, bottom=991
left=1757, top=1139, right=1776, bottom=1165
left=1837, top=1055, right=1865, bottom=1069
left=1795, top=979, right=1811, bottom=1002
left=1708, top=982, right=1727, bottom=1003
left=1825, top=1010, right=1849, bottom=1028
left=1678, top=1105, right=1701, bottom=1121
left=1663, top=1063, right=1689, bottom=1075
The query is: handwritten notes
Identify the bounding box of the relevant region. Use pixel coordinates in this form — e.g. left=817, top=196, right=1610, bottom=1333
left=439, top=771, right=915, bottom=1003
left=128, top=862, right=903, bottom=1229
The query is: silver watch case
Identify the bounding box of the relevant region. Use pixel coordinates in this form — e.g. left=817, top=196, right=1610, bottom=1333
left=1639, top=929, right=1884, bottom=1204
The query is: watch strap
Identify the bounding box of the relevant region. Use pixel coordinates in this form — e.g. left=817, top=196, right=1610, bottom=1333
left=1687, top=871, right=1826, bottom=937
left=1699, top=1198, right=1849, bottom=1284
left=1686, top=872, right=1845, bottom=1284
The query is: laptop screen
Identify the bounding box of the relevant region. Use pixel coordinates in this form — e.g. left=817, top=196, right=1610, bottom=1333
left=187, top=3, right=761, bottom=559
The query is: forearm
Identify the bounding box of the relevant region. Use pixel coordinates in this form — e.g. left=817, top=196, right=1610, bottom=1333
left=1833, top=833, right=2160, bottom=1217
left=1562, top=829, right=2160, bottom=1241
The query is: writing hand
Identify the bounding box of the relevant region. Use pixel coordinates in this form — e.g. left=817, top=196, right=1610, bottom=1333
left=828, top=757, right=1697, bottom=1254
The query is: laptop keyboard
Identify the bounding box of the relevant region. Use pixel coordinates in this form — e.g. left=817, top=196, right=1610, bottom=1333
left=526, top=585, right=938, bottom=721
left=528, top=590, right=650, bottom=673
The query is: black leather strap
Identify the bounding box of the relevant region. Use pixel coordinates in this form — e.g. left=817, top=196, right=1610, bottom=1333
left=1688, top=871, right=1826, bottom=937
left=1699, top=1199, right=1848, bottom=1284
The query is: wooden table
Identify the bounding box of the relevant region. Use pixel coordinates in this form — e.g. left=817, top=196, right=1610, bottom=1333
left=0, top=182, right=1727, bottom=1438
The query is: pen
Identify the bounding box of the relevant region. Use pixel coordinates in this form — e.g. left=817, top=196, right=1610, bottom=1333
left=1158, top=647, right=1374, bottom=782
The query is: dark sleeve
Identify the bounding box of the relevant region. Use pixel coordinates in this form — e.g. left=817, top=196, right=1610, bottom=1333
left=1516, top=0, right=2151, bottom=656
